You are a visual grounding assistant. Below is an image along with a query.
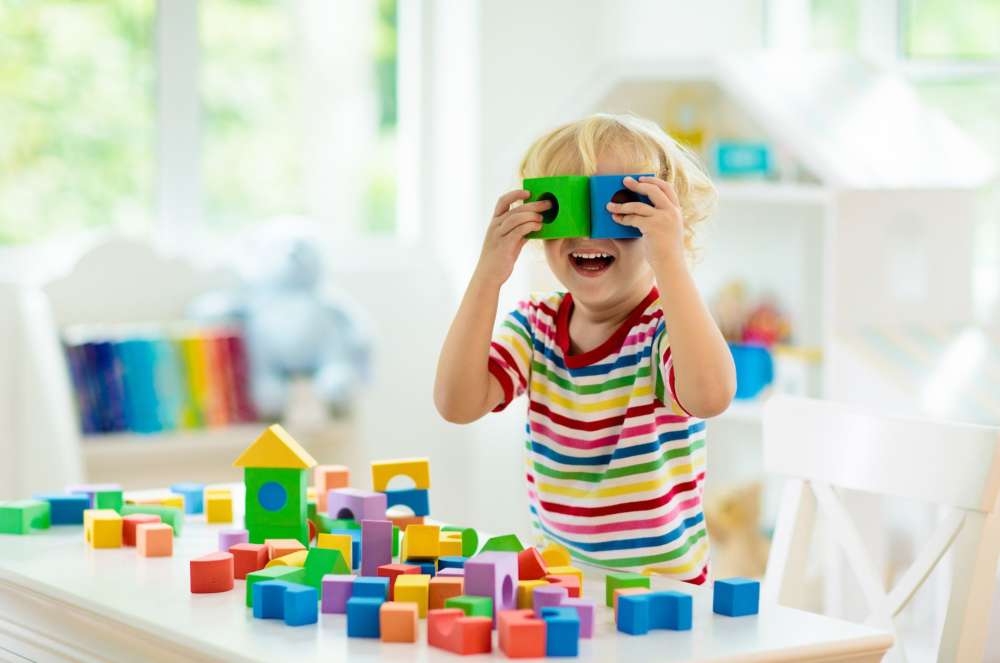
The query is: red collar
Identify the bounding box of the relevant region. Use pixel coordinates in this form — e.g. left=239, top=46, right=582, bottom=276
left=555, top=286, right=659, bottom=368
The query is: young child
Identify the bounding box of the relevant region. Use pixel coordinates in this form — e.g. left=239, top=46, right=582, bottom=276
left=434, top=113, right=735, bottom=583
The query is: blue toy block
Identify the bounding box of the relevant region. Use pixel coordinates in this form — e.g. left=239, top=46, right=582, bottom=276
left=616, top=594, right=651, bottom=635
left=35, top=494, right=89, bottom=525
left=438, top=556, right=466, bottom=570
left=384, top=487, right=430, bottom=517
left=170, top=482, right=205, bottom=514
left=713, top=577, right=759, bottom=617
left=253, top=580, right=293, bottom=620
left=541, top=606, right=580, bottom=657
left=589, top=173, right=653, bottom=239
left=651, top=591, right=692, bottom=631
left=283, top=584, right=319, bottom=626
left=346, top=596, right=383, bottom=637
left=352, top=576, right=390, bottom=600
left=407, top=559, right=436, bottom=576
left=331, top=527, right=362, bottom=568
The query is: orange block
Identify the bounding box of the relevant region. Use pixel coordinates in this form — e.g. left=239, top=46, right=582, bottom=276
left=614, top=587, right=652, bottom=618
left=136, top=523, right=173, bottom=557
left=546, top=574, right=580, bottom=598
left=190, top=552, right=234, bottom=593
left=517, top=547, right=547, bottom=580
left=380, top=601, right=418, bottom=643
left=498, top=609, right=546, bottom=658
left=314, top=464, right=350, bottom=512
left=427, top=608, right=492, bottom=655
left=429, top=576, right=464, bottom=610
left=265, top=538, right=305, bottom=560
left=123, top=514, right=161, bottom=547
left=230, top=543, right=270, bottom=579
left=389, top=514, right=424, bottom=529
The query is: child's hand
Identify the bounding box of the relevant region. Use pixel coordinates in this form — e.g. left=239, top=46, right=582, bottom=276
left=606, top=176, right=685, bottom=270
left=474, top=190, right=549, bottom=287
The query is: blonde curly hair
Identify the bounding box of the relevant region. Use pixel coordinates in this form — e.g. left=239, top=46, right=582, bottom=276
left=519, top=113, right=716, bottom=253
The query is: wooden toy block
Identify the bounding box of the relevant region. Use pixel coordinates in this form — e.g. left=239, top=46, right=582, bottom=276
left=438, top=556, right=466, bottom=570
left=540, top=542, right=571, bottom=567
left=385, top=488, right=430, bottom=517
left=120, top=504, right=183, bottom=535
left=380, top=601, right=418, bottom=642
left=190, top=552, right=234, bottom=593
left=353, top=576, right=390, bottom=600
left=231, top=543, right=269, bottom=579
left=401, top=523, right=441, bottom=560
left=283, top=583, right=319, bottom=626
left=546, top=565, right=582, bottom=584
left=122, top=514, right=160, bottom=547
left=541, top=606, right=580, bottom=656
left=253, top=580, right=291, bottom=620
left=713, top=577, right=760, bottom=617
left=205, top=492, right=233, bottom=524
left=605, top=571, right=650, bottom=607
left=322, top=574, right=356, bottom=613
left=517, top=547, right=547, bottom=580
left=498, top=609, right=546, bottom=658
left=393, top=573, right=431, bottom=617
left=388, top=514, right=423, bottom=529
left=34, top=494, right=89, bottom=525
left=84, top=509, right=122, bottom=548
left=328, top=488, right=386, bottom=522
left=93, top=489, right=124, bottom=513
left=479, top=533, right=523, bottom=553
left=371, top=457, right=430, bottom=492
left=546, top=574, right=580, bottom=597
left=378, top=563, right=421, bottom=599
left=160, top=495, right=184, bottom=511
left=266, top=550, right=308, bottom=568
left=67, top=483, right=120, bottom=509
left=441, top=526, right=478, bottom=557
left=304, top=547, right=350, bottom=589
left=361, top=519, right=392, bottom=576
left=233, top=424, right=318, bottom=469
left=245, top=566, right=306, bottom=607
left=136, top=523, right=173, bottom=557
left=561, top=598, right=596, bottom=638
left=613, top=587, right=651, bottom=618
left=439, top=532, right=463, bottom=556
left=532, top=584, right=568, bottom=617
left=524, top=176, right=591, bottom=239
left=346, top=596, right=383, bottom=638
left=0, top=500, right=51, bottom=534
left=218, top=528, right=248, bottom=551
left=169, top=482, right=205, bottom=514
left=589, top=173, right=652, bottom=239
left=464, top=552, right=517, bottom=626
left=265, top=538, right=305, bottom=560
left=427, top=608, right=492, bottom=655
left=429, top=576, right=464, bottom=610
left=517, top=580, right=548, bottom=609
left=438, top=567, right=465, bottom=577
left=445, top=595, right=492, bottom=619
left=313, top=464, right=349, bottom=512
left=317, top=532, right=353, bottom=568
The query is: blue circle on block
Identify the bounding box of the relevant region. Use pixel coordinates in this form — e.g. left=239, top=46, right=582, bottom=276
left=258, top=482, right=287, bottom=511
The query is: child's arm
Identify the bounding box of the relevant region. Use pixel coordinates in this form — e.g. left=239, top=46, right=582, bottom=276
left=608, top=176, right=736, bottom=418
left=434, top=190, right=549, bottom=423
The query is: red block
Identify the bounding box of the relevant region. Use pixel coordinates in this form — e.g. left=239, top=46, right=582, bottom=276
left=546, top=574, right=580, bottom=598
left=230, top=543, right=269, bottom=580
left=498, top=609, right=546, bottom=658
left=378, top=563, right=421, bottom=599
left=190, top=552, right=234, bottom=593
left=427, top=608, right=492, bottom=655
left=308, top=519, right=317, bottom=544
left=122, top=514, right=160, bottom=547
left=517, top=547, right=547, bottom=581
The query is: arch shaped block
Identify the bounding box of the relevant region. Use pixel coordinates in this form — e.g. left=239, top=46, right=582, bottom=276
left=427, top=608, right=492, bottom=655
left=371, top=458, right=430, bottom=492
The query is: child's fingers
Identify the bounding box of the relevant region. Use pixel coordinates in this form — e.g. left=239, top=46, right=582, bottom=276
left=517, top=199, right=552, bottom=213
left=612, top=213, right=648, bottom=232
left=624, top=177, right=672, bottom=209
left=493, top=189, right=531, bottom=217
left=639, top=176, right=679, bottom=207
left=606, top=200, right=654, bottom=217
left=513, top=220, right=543, bottom=238
left=498, top=211, right=543, bottom=236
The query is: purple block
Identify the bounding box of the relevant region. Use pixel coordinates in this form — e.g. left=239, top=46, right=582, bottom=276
left=66, top=483, right=121, bottom=509
left=437, top=567, right=465, bottom=577
left=464, top=552, right=517, bottom=626
left=562, top=597, right=596, bottom=638
left=533, top=584, right=568, bottom=618
left=219, top=528, right=249, bottom=552
left=322, top=574, right=356, bottom=614
left=327, top=488, right=387, bottom=522
left=361, top=519, right=392, bottom=577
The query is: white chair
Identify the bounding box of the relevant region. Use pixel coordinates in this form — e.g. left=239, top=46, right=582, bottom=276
left=762, top=395, right=1000, bottom=663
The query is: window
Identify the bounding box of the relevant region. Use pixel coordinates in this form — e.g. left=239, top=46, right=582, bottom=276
left=809, top=0, right=860, bottom=52
left=903, top=0, right=1000, bottom=59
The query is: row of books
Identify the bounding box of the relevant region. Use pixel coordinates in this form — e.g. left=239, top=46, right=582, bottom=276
left=63, top=326, right=257, bottom=435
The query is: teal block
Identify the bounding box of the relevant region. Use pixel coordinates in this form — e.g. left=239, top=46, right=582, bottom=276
left=524, top=176, right=591, bottom=239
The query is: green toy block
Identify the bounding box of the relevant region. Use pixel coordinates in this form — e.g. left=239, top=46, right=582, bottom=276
left=392, top=526, right=400, bottom=558
left=245, top=566, right=307, bottom=607
left=445, top=595, right=493, bottom=619
left=479, top=533, right=523, bottom=554
left=441, top=526, right=478, bottom=557
left=120, top=504, right=183, bottom=535
left=244, top=468, right=308, bottom=526
left=94, top=490, right=124, bottom=513
left=524, top=176, right=591, bottom=239
left=0, top=500, right=51, bottom=534
left=304, top=548, right=350, bottom=590
left=605, top=572, right=650, bottom=607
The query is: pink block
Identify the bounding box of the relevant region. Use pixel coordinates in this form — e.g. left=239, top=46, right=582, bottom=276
left=437, top=567, right=465, bottom=577
left=464, top=552, right=517, bottom=627
left=327, top=488, right=387, bottom=522
left=218, top=528, right=248, bottom=552
left=562, top=597, right=596, bottom=638
left=322, top=574, right=356, bottom=613
left=361, top=519, right=392, bottom=576
left=532, top=584, right=568, bottom=618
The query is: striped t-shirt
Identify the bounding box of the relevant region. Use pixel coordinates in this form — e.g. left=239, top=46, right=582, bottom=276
left=488, top=286, right=709, bottom=583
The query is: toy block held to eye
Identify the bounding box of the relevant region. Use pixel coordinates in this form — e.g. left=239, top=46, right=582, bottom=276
left=524, top=176, right=591, bottom=239
left=589, top=173, right=653, bottom=238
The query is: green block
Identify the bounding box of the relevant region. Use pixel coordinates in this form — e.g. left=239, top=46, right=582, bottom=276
left=328, top=518, right=360, bottom=530
left=120, top=504, right=183, bottom=535
left=246, top=521, right=309, bottom=546
left=245, top=566, right=307, bottom=607
left=479, top=533, right=523, bottom=554
left=445, top=595, right=493, bottom=619
left=0, top=500, right=51, bottom=534
left=443, top=527, right=479, bottom=557
left=524, top=176, right=591, bottom=239
left=244, top=468, right=308, bottom=527
left=605, top=572, right=650, bottom=607
left=392, top=526, right=400, bottom=558
left=304, top=547, right=350, bottom=590
left=94, top=490, right=124, bottom=513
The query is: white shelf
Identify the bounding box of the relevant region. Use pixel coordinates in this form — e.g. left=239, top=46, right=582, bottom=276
left=715, top=182, right=829, bottom=206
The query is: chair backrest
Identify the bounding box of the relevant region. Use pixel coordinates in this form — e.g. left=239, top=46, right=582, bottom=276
left=762, top=395, right=1000, bottom=663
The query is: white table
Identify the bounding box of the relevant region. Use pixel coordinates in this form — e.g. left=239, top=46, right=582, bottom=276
left=0, top=494, right=893, bottom=663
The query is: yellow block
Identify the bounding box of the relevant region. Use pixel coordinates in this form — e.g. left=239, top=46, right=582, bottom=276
left=439, top=532, right=463, bottom=557
left=232, top=424, right=317, bottom=470
left=540, top=542, right=571, bottom=567
left=371, top=458, right=430, bottom=492
left=394, top=574, right=431, bottom=617
left=206, top=493, right=233, bottom=524
left=317, top=533, right=353, bottom=569
left=517, top=580, right=548, bottom=609
left=545, top=565, right=582, bottom=584
left=402, top=524, right=440, bottom=560
left=266, top=550, right=309, bottom=567
left=162, top=495, right=184, bottom=511
left=84, top=509, right=122, bottom=549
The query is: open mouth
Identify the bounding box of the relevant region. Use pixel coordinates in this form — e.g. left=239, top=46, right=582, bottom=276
left=569, top=251, right=616, bottom=277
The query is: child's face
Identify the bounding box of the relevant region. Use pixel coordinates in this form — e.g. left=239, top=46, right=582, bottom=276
left=542, top=152, right=655, bottom=309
